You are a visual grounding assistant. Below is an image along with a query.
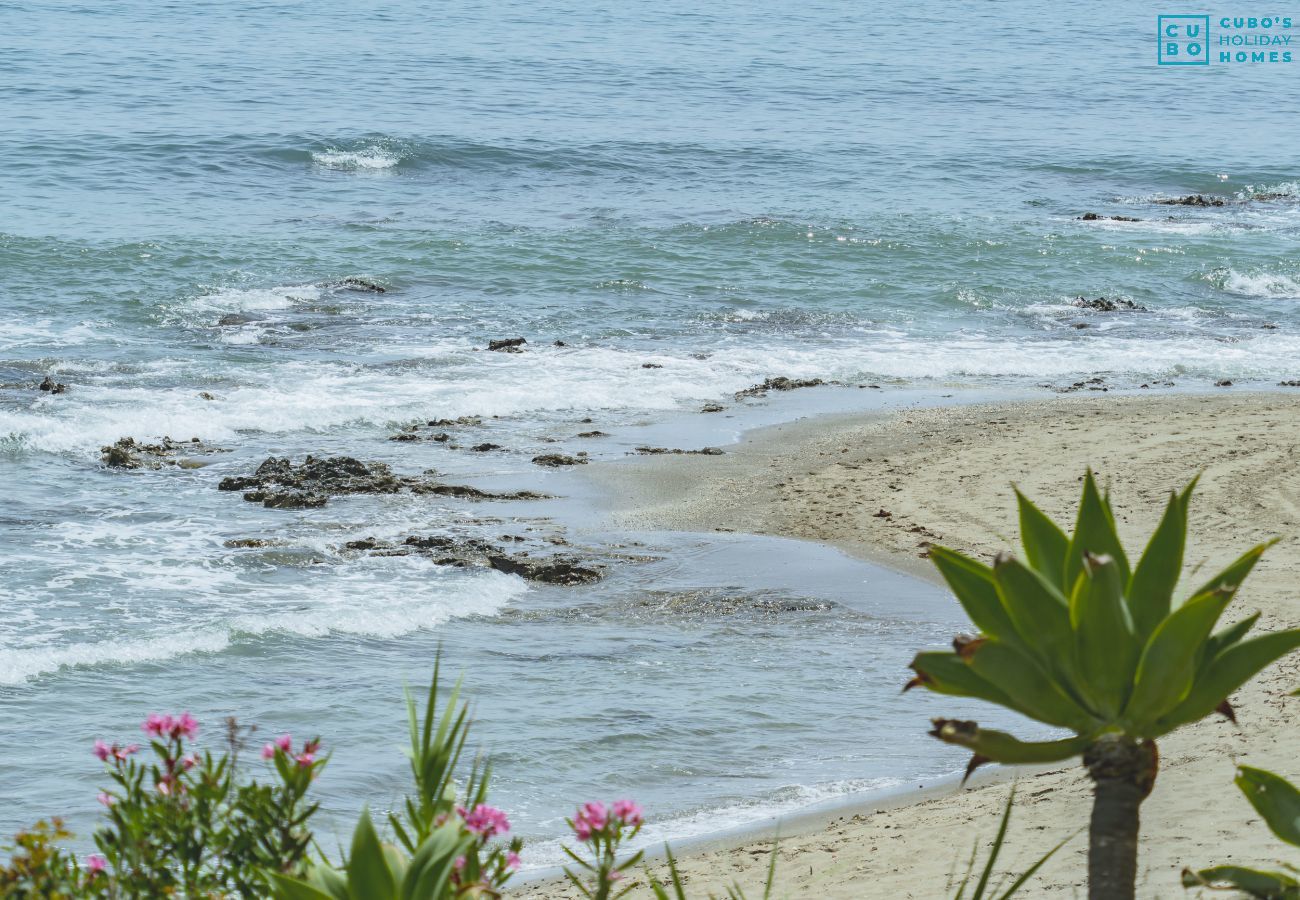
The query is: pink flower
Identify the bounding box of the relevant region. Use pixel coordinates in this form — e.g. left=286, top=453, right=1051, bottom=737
left=142, top=712, right=199, bottom=741
left=457, top=803, right=511, bottom=839
left=181, top=753, right=197, bottom=771
left=93, top=740, right=111, bottom=762
left=157, top=779, right=171, bottom=796
left=275, top=733, right=293, bottom=752
left=612, top=799, right=644, bottom=827
left=175, top=712, right=199, bottom=740
left=262, top=743, right=276, bottom=760
left=454, top=855, right=466, bottom=871
left=97, top=792, right=114, bottom=807
left=572, top=800, right=608, bottom=841
left=86, top=854, right=106, bottom=874
left=117, top=743, right=140, bottom=760
left=506, top=851, right=521, bottom=871
left=142, top=713, right=171, bottom=738
left=295, top=752, right=315, bottom=768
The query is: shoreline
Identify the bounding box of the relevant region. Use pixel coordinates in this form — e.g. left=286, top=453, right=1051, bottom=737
left=519, top=390, right=1300, bottom=897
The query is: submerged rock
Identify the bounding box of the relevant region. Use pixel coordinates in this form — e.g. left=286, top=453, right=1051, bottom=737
left=217, top=313, right=255, bottom=326
left=487, top=337, right=526, bottom=352
left=1072, top=296, right=1147, bottom=312
left=700, top=402, right=726, bottom=413
left=39, top=376, right=68, bottom=394
left=471, top=443, right=503, bottom=452
left=101, top=436, right=223, bottom=469
left=385, top=535, right=605, bottom=585
left=1079, top=213, right=1141, bottom=222
left=632, top=446, right=724, bottom=456
left=575, top=430, right=609, bottom=438
left=735, top=376, right=824, bottom=399
left=532, top=453, right=587, bottom=467
left=1152, top=194, right=1226, bottom=207
left=333, top=277, right=387, bottom=293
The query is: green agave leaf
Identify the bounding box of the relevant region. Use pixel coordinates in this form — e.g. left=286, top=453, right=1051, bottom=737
left=1064, top=471, right=1130, bottom=592
left=1126, top=485, right=1190, bottom=641
left=1206, top=611, right=1261, bottom=660
left=930, top=546, right=1021, bottom=644
left=908, top=651, right=1015, bottom=708
left=1237, top=766, right=1300, bottom=848
left=1191, top=541, right=1275, bottom=600
left=992, top=557, right=1091, bottom=705
left=400, top=823, right=473, bottom=900
left=347, top=809, right=396, bottom=900
left=1015, top=488, right=1069, bottom=591
left=1123, top=588, right=1232, bottom=733
left=1153, top=628, right=1300, bottom=733
left=964, top=640, right=1098, bottom=731
left=1071, top=554, right=1138, bottom=719
left=306, top=863, right=351, bottom=900
left=269, top=873, right=342, bottom=900
left=929, top=719, right=1090, bottom=765
left=1182, top=864, right=1300, bottom=897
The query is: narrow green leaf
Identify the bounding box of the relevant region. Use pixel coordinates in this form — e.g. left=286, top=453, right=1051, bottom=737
left=929, top=720, right=1090, bottom=765
left=930, top=546, right=1021, bottom=643
left=909, top=651, right=1016, bottom=708
left=1015, top=489, right=1069, bottom=591
left=1206, top=612, right=1261, bottom=660
left=1125, top=488, right=1188, bottom=640
left=1182, top=864, right=1300, bottom=896
left=992, top=557, right=1091, bottom=705
left=964, top=641, right=1098, bottom=731
left=1070, top=554, right=1138, bottom=719
left=1065, top=471, right=1130, bottom=591
left=973, top=785, right=1016, bottom=898
left=346, top=810, right=396, bottom=900
left=1237, top=766, right=1300, bottom=847
left=268, top=873, right=340, bottom=900
left=994, top=827, right=1076, bottom=899
left=1123, top=588, right=1233, bottom=733
left=1156, top=629, right=1300, bottom=732
left=1192, top=541, right=1274, bottom=600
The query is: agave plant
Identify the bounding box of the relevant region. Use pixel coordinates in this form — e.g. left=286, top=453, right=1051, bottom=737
left=1182, top=766, right=1300, bottom=897
left=907, top=472, right=1300, bottom=900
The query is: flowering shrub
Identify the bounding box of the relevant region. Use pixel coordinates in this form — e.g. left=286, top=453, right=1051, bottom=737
left=562, top=799, right=646, bottom=899
left=0, top=819, right=91, bottom=898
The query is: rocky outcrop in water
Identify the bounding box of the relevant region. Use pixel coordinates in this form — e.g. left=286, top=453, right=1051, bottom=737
left=219, top=455, right=547, bottom=508
left=39, top=376, right=68, bottom=394
left=102, top=436, right=225, bottom=469
left=487, top=337, right=526, bottom=352
left=1153, top=194, right=1226, bottom=207
left=735, top=376, right=825, bottom=399
left=700, top=402, right=726, bottom=413
left=532, top=453, right=587, bottom=467
left=346, top=534, right=604, bottom=585
left=1072, top=296, right=1147, bottom=312
left=632, top=446, right=724, bottom=456
left=333, top=277, right=387, bottom=293
left=1079, top=213, right=1141, bottom=222
left=389, top=417, right=483, bottom=441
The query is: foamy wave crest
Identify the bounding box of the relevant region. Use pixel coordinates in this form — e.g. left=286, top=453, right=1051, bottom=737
left=312, top=146, right=402, bottom=170
left=188, top=283, right=321, bottom=313
left=1211, top=268, right=1300, bottom=299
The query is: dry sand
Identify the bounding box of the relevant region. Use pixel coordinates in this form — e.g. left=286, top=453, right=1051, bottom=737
left=518, top=391, right=1300, bottom=899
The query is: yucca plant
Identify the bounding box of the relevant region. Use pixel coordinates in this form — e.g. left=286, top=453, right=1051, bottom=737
left=907, top=472, right=1300, bottom=900
left=1182, top=766, right=1300, bottom=897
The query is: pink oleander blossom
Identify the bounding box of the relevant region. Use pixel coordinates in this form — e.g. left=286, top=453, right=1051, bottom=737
left=181, top=753, right=197, bottom=771
left=457, top=803, right=510, bottom=838
left=93, top=740, right=111, bottom=762
left=612, top=799, right=644, bottom=827
left=261, top=743, right=276, bottom=760
left=295, top=752, right=315, bottom=767
left=506, top=850, right=521, bottom=871
left=142, top=712, right=199, bottom=741
left=86, top=854, right=106, bottom=875
left=97, top=792, right=114, bottom=807
left=572, top=801, right=608, bottom=841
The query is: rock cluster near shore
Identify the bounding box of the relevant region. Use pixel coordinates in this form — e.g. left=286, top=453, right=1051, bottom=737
left=101, top=436, right=227, bottom=469
left=344, top=534, right=604, bottom=585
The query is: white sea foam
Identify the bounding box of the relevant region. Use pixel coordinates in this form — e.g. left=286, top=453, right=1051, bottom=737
left=187, top=283, right=321, bottom=313
left=1216, top=268, right=1300, bottom=299
left=312, top=147, right=402, bottom=170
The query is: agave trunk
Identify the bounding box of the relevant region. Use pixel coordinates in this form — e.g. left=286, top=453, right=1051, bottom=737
left=1084, top=735, right=1157, bottom=900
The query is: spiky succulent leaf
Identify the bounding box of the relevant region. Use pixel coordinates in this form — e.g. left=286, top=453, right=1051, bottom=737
left=929, top=719, right=1090, bottom=765
left=1125, top=486, right=1189, bottom=641
left=1155, top=628, right=1300, bottom=733
left=1192, top=541, right=1275, bottom=600
left=1181, top=865, right=1300, bottom=897
left=963, top=640, right=1099, bottom=731
left=1122, top=588, right=1233, bottom=733
left=991, top=557, right=1079, bottom=686
left=930, top=546, right=1021, bottom=644
left=1070, top=553, right=1138, bottom=719
left=1237, top=766, right=1300, bottom=847
left=1016, top=489, right=1069, bottom=591
left=1064, top=471, right=1130, bottom=591
left=908, top=651, right=1016, bottom=708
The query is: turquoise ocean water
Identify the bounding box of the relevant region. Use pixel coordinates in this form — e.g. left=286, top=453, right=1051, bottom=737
left=2, top=0, right=1299, bottom=866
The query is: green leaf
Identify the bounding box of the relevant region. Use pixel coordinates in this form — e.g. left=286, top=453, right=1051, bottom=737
left=400, top=825, right=473, bottom=900
left=908, top=651, right=1015, bottom=708
left=1070, top=554, right=1138, bottom=719
left=964, top=641, right=1097, bottom=731
left=930, top=546, right=1021, bottom=643
left=1237, top=766, right=1300, bottom=848
left=1153, top=628, right=1300, bottom=733
left=1206, top=612, right=1261, bottom=660
left=1123, top=588, right=1233, bottom=733
left=1125, top=487, right=1189, bottom=641
left=269, top=873, right=341, bottom=900
left=1182, top=864, right=1300, bottom=897
left=346, top=810, right=396, bottom=900
left=1015, top=489, right=1069, bottom=591
left=1192, top=541, right=1274, bottom=599
left=992, top=557, right=1090, bottom=702
left=1064, top=471, right=1130, bottom=592
left=928, top=720, right=1090, bottom=765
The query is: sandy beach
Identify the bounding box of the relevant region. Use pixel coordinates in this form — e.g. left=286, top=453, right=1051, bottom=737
left=520, top=390, right=1300, bottom=898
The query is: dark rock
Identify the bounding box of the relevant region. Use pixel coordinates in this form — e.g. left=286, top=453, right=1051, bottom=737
left=1054, top=377, right=1109, bottom=394
left=1153, top=194, right=1226, bottom=207
left=261, top=490, right=328, bottom=510
left=1072, top=323, right=1090, bottom=329
left=553, top=340, right=567, bottom=347
left=633, top=446, right=724, bottom=456
left=429, top=417, right=483, bottom=426
left=39, top=376, right=68, bottom=394
left=217, top=314, right=254, bottom=327
left=641, top=363, right=663, bottom=369
left=407, top=483, right=548, bottom=501
left=224, top=538, right=274, bottom=548
left=198, top=391, right=217, bottom=401
left=487, top=555, right=603, bottom=586
left=1280, top=380, right=1300, bottom=387
left=334, top=277, right=387, bottom=293
left=487, top=337, right=527, bottom=352
left=389, top=432, right=420, bottom=442
left=343, top=537, right=389, bottom=550
left=532, top=453, right=587, bottom=467
left=700, top=403, right=726, bottom=413
left=1079, top=213, right=1142, bottom=222
left=1072, top=296, right=1147, bottom=312
left=102, top=436, right=224, bottom=470
left=576, top=430, right=609, bottom=438
left=735, top=376, right=825, bottom=399
left=471, top=443, right=503, bottom=452
left=1215, top=379, right=1233, bottom=387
